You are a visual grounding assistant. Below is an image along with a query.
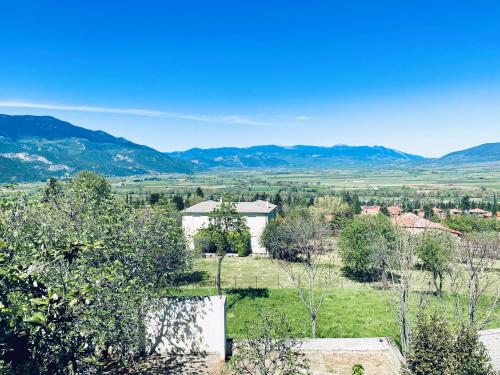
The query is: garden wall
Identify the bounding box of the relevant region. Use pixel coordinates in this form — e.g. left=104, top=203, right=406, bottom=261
left=147, top=296, right=226, bottom=360
left=299, top=337, right=403, bottom=375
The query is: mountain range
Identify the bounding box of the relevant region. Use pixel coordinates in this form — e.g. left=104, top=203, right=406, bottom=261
left=0, top=114, right=498, bottom=182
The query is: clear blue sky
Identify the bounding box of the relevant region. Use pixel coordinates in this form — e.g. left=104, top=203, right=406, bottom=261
left=1, top=1, right=500, bottom=157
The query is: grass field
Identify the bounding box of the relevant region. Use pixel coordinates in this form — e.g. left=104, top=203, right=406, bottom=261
left=173, top=256, right=500, bottom=346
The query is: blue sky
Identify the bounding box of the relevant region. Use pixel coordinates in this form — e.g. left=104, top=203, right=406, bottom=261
left=1, top=1, right=500, bottom=157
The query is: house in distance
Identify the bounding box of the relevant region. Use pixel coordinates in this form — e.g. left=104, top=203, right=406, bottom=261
left=182, top=199, right=277, bottom=255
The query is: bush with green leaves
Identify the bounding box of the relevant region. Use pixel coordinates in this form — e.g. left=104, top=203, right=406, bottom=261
left=0, top=171, right=191, bottom=374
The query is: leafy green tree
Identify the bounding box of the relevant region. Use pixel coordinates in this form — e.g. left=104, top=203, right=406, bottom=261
left=172, top=194, right=185, bottom=211
left=461, top=195, right=471, bottom=212
left=272, top=192, right=284, bottom=216
left=0, top=171, right=191, bottom=373
left=206, top=202, right=248, bottom=295
left=309, top=196, right=351, bottom=230
left=444, top=215, right=499, bottom=233
left=195, top=187, right=204, bottom=198
left=338, top=214, right=396, bottom=281
left=417, top=231, right=457, bottom=296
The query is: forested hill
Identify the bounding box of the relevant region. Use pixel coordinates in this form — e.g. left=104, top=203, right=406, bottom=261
left=0, top=114, right=193, bottom=182
left=439, top=142, right=500, bottom=164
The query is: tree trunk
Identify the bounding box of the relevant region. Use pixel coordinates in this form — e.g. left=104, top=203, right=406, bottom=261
left=381, top=266, right=389, bottom=290
left=216, top=255, right=224, bottom=295
left=311, top=314, right=316, bottom=339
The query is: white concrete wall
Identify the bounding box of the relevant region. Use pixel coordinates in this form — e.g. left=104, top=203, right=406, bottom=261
left=479, top=328, right=500, bottom=372
left=182, top=214, right=210, bottom=249
left=147, top=296, right=226, bottom=360
left=182, top=213, right=271, bottom=254
left=245, top=214, right=269, bottom=254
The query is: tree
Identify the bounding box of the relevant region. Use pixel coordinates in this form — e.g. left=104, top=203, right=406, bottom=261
left=461, top=195, right=471, bottom=212
left=417, top=231, right=457, bottom=296
left=309, top=196, right=351, bottom=231
left=225, top=310, right=310, bottom=375
left=195, top=187, right=204, bottom=198
left=457, top=232, right=499, bottom=327
left=492, top=193, right=497, bottom=216
left=0, top=172, right=192, bottom=373
left=388, top=229, right=419, bottom=356
left=272, top=192, right=284, bottom=217
left=172, top=194, right=185, bottom=211
left=264, top=210, right=334, bottom=338
left=206, top=202, right=248, bottom=295
left=338, top=214, right=396, bottom=281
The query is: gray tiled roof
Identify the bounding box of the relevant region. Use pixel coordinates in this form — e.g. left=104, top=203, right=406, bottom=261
left=183, top=199, right=276, bottom=214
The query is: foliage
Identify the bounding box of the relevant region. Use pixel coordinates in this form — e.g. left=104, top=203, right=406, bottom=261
left=453, top=325, right=496, bottom=375
left=338, top=214, right=396, bottom=280
left=352, top=364, right=365, bottom=375
left=417, top=231, right=457, bottom=296
left=225, top=309, right=310, bottom=375
left=0, top=171, right=191, bottom=374
left=194, top=227, right=251, bottom=257
left=405, top=311, right=496, bottom=375
left=443, top=215, right=499, bottom=233
left=309, top=196, right=351, bottom=230
left=205, top=202, right=248, bottom=294
left=405, top=311, right=456, bottom=375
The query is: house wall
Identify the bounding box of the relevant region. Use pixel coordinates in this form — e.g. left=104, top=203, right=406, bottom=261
left=147, top=296, right=226, bottom=360
left=182, top=213, right=271, bottom=255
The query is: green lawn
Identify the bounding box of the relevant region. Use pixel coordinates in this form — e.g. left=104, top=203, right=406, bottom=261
left=173, top=256, right=500, bottom=346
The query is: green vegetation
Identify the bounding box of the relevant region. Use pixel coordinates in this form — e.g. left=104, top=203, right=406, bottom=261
left=177, top=257, right=500, bottom=344
left=0, top=172, right=192, bottom=373
left=405, top=311, right=496, bottom=375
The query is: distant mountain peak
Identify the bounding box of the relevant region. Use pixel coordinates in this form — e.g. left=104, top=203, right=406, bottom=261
left=0, top=114, right=193, bottom=182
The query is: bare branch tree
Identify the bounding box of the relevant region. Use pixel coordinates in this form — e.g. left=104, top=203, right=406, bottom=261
left=457, top=231, right=499, bottom=328
left=265, top=211, right=335, bottom=338
left=388, top=228, right=420, bottom=356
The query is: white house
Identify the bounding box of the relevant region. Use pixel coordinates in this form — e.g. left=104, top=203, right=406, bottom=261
left=182, top=199, right=277, bottom=255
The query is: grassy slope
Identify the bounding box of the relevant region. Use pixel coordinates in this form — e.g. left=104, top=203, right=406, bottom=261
left=174, top=257, right=500, bottom=346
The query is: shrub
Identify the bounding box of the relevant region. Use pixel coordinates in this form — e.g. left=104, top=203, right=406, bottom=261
left=405, top=311, right=496, bottom=375
left=406, top=312, right=455, bottom=375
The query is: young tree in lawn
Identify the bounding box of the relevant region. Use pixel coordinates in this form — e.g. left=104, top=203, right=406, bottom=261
left=388, top=228, right=420, bottom=356
left=263, top=210, right=334, bottom=338
left=206, top=202, right=248, bottom=295
left=225, top=309, right=310, bottom=375
left=457, top=231, right=499, bottom=327
left=417, top=230, right=457, bottom=297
